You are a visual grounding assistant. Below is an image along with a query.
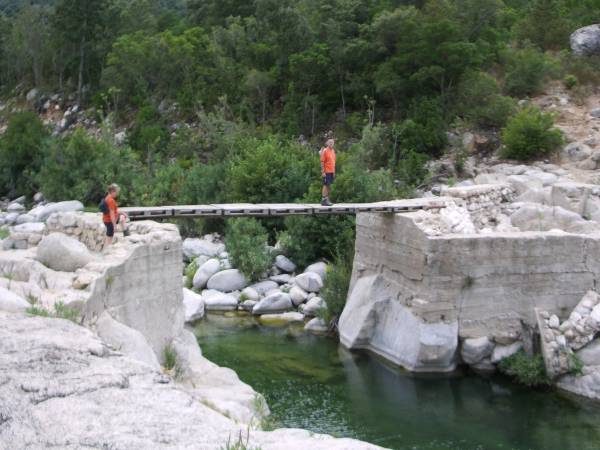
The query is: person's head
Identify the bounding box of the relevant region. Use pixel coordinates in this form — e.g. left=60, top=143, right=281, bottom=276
left=108, top=183, right=120, bottom=198
left=326, top=139, right=335, bottom=148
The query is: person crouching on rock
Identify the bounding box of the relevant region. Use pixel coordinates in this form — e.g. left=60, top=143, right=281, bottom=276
left=101, top=183, right=129, bottom=247
left=320, top=138, right=336, bottom=206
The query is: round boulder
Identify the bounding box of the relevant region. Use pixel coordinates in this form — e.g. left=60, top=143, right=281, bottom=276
left=290, top=285, right=308, bottom=306
left=252, top=292, right=293, bottom=315
left=304, top=262, right=328, bottom=281
left=275, top=255, right=296, bottom=273
left=571, top=24, right=600, bottom=56
left=206, top=269, right=248, bottom=292
left=202, top=290, right=239, bottom=311
left=36, top=232, right=92, bottom=272
left=183, top=288, right=205, bottom=323
left=193, top=258, right=221, bottom=290
left=295, top=272, right=323, bottom=293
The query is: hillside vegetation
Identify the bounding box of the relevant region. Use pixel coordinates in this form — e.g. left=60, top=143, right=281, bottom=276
left=0, top=0, right=600, bottom=264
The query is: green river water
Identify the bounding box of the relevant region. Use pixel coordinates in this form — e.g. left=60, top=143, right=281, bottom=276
left=195, top=314, right=600, bottom=450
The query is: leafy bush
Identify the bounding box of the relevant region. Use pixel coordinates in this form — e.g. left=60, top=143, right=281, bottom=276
left=37, top=129, right=143, bottom=205
left=318, top=255, right=353, bottom=326
left=185, top=258, right=200, bottom=288
left=0, top=112, right=49, bottom=197
left=503, top=46, right=556, bottom=97
left=225, top=218, right=273, bottom=282
left=26, top=300, right=79, bottom=323
left=498, top=350, right=550, bottom=387
left=226, top=137, right=316, bottom=204
left=563, top=74, right=578, bottom=90
left=500, top=107, right=564, bottom=161
left=398, top=98, right=448, bottom=157
left=456, top=71, right=516, bottom=128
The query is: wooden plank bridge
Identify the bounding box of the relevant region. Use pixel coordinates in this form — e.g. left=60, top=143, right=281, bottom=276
left=120, top=198, right=446, bottom=220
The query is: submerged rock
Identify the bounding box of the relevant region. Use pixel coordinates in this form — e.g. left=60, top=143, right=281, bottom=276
left=304, top=317, right=328, bottom=334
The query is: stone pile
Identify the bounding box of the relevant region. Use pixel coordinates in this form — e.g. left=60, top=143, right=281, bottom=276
left=182, top=236, right=329, bottom=334
left=537, top=291, right=600, bottom=379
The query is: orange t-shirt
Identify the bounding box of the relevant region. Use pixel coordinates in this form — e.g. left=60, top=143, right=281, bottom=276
left=103, top=195, right=118, bottom=223
left=320, top=147, right=336, bottom=174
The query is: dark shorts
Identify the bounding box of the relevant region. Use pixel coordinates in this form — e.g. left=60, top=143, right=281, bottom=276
left=104, top=216, right=120, bottom=237
left=323, top=173, right=335, bottom=186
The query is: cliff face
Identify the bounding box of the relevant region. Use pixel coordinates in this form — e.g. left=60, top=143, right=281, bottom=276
left=339, top=186, right=600, bottom=375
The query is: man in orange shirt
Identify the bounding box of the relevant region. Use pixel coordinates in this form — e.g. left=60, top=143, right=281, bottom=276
left=101, top=183, right=129, bottom=247
left=320, top=138, right=336, bottom=206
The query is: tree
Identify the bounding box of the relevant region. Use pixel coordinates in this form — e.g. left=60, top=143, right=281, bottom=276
left=53, top=0, right=109, bottom=103
left=516, top=0, right=572, bottom=50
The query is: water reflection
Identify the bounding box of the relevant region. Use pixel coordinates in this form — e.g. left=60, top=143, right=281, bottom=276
left=195, top=315, right=600, bottom=450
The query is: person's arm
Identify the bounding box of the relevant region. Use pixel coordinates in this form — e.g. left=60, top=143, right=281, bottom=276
left=320, top=149, right=326, bottom=176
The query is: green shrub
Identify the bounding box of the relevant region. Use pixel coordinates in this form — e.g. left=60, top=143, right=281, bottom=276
left=498, top=350, right=550, bottom=387
left=500, top=107, right=564, bottom=161
left=455, top=71, right=516, bottom=128
left=225, top=218, right=273, bottom=282
left=318, top=255, right=353, bottom=326
left=53, top=301, right=79, bottom=323
left=0, top=112, right=49, bottom=197
left=37, top=129, right=143, bottom=205
left=162, top=343, right=183, bottom=379
left=226, top=137, right=316, bottom=204
left=563, top=74, right=578, bottom=90
left=503, top=46, right=556, bottom=97
left=397, top=150, right=430, bottom=190
left=185, top=258, right=200, bottom=288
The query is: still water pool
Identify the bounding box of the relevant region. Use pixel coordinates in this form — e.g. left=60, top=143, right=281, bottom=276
left=195, top=315, right=600, bottom=450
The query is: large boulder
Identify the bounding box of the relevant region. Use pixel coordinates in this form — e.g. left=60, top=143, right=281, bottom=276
left=304, top=261, right=328, bottom=281
left=562, top=142, right=592, bottom=162
left=299, top=297, right=326, bottom=317
left=182, top=238, right=225, bottom=260
left=295, top=272, right=323, bottom=293
left=461, top=337, right=494, bottom=365
left=249, top=280, right=279, bottom=296
left=510, top=203, right=600, bottom=234
left=274, top=255, right=296, bottom=273
left=304, top=317, right=328, bottom=334
left=0, top=287, right=30, bottom=313
left=206, top=269, right=247, bottom=292
left=339, top=275, right=459, bottom=372
left=202, top=290, right=238, bottom=311
left=576, top=340, right=600, bottom=366
left=571, top=24, right=600, bottom=56
left=183, top=288, right=205, bottom=323
left=96, top=312, right=160, bottom=370
left=491, top=342, right=523, bottom=363
left=29, top=200, right=84, bottom=222
left=290, top=285, right=308, bottom=306
left=252, top=292, right=293, bottom=315
left=192, top=259, right=221, bottom=290
left=36, top=232, right=93, bottom=272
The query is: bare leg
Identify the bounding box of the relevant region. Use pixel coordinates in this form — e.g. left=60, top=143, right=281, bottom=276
left=322, top=184, right=329, bottom=198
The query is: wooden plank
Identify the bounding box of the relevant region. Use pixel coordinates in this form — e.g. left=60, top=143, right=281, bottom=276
left=214, top=204, right=271, bottom=216
left=171, top=205, right=223, bottom=217
left=121, top=206, right=173, bottom=219
left=256, top=204, right=314, bottom=216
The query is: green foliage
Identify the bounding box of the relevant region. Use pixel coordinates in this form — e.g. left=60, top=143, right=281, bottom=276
left=0, top=111, right=48, bottom=196
left=226, top=137, right=315, bottom=204
left=185, top=258, right=199, bottom=289
left=26, top=300, right=79, bottom=323
left=318, top=254, right=353, bottom=325
left=456, top=71, right=516, bottom=128
left=162, top=343, right=182, bottom=378
left=225, top=218, right=272, bottom=282
left=498, top=350, right=550, bottom=387
left=36, top=129, right=142, bottom=204
left=26, top=305, right=50, bottom=317
left=501, top=107, right=564, bottom=161
left=503, top=46, right=557, bottom=97
left=220, top=429, right=262, bottom=450
left=0, top=228, right=8, bottom=240
left=570, top=353, right=584, bottom=376
left=563, top=74, right=578, bottom=90
left=515, top=0, right=572, bottom=50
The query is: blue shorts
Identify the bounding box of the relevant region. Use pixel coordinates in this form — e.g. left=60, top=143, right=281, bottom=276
left=104, top=216, right=120, bottom=237
left=323, top=173, right=335, bottom=186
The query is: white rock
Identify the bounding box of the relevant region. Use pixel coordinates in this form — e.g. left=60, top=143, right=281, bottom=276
left=11, top=222, right=46, bottom=234
left=570, top=24, right=600, bottom=56
left=202, top=291, right=238, bottom=311
left=4, top=213, right=19, bottom=224
left=0, top=287, right=30, bottom=312
left=36, top=233, right=92, bottom=272
left=304, top=317, right=328, bottom=334
left=295, top=272, right=324, bottom=293
left=16, top=214, right=35, bottom=225
left=252, top=292, right=293, bottom=315
left=29, top=201, right=84, bottom=222
left=563, top=142, right=592, bottom=162
left=275, top=255, right=296, bottom=273
left=491, top=342, right=523, bottom=363
left=240, top=299, right=257, bottom=312
left=290, top=285, right=308, bottom=306
left=192, top=258, right=220, bottom=290
left=7, top=203, right=25, bottom=213
left=576, top=340, right=600, bottom=366
left=241, top=287, right=259, bottom=301
left=183, top=288, right=205, bottom=323
left=461, top=337, right=494, bottom=365
left=33, top=192, right=45, bottom=203
left=206, top=269, right=247, bottom=292
left=259, top=311, right=304, bottom=324
left=248, top=280, right=278, bottom=296
left=548, top=315, right=560, bottom=329
left=96, top=312, right=160, bottom=369
left=304, top=262, right=328, bottom=281
left=299, top=297, right=326, bottom=317
left=182, top=238, right=225, bottom=259
left=270, top=274, right=292, bottom=285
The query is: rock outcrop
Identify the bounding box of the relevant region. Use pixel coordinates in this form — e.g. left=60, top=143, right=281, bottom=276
left=571, top=24, right=600, bottom=56
left=0, top=312, right=382, bottom=450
